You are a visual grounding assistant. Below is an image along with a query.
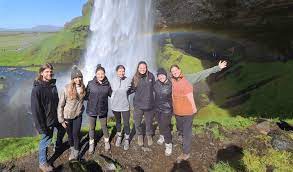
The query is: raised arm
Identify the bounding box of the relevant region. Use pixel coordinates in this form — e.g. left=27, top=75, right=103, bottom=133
left=186, top=61, right=227, bottom=84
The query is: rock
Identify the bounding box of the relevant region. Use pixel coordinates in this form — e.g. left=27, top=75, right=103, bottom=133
left=61, top=160, right=88, bottom=172
left=0, top=75, right=6, bottom=80
left=270, top=131, right=293, bottom=152
left=93, top=154, right=121, bottom=171
left=254, top=120, right=279, bottom=135
left=141, top=147, right=152, bottom=152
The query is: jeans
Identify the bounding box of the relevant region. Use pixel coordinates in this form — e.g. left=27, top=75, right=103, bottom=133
left=39, top=124, right=65, bottom=165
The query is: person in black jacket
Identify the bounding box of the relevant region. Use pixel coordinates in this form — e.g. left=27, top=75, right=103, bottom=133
left=86, top=64, right=112, bottom=153
left=154, top=68, right=173, bottom=156
left=131, top=61, right=155, bottom=147
left=31, top=63, right=65, bottom=172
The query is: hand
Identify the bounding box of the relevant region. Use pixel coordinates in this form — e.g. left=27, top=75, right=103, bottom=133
left=218, top=60, right=227, bottom=69
left=62, top=121, right=68, bottom=128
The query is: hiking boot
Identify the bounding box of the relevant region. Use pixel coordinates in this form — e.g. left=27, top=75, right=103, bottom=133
left=157, top=135, right=165, bottom=145
left=123, top=134, right=130, bottom=150
left=104, top=137, right=110, bottom=151
left=115, top=135, right=122, bottom=147
left=89, top=139, right=95, bottom=154
left=176, top=153, right=190, bottom=163
left=137, top=135, right=143, bottom=146
left=165, top=143, right=172, bottom=156
left=39, top=163, right=54, bottom=172
left=147, top=135, right=153, bottom=146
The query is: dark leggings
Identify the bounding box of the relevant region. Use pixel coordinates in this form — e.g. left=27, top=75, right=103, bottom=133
left=113, top=110, right=131, bottom=135
left=88, top=115, right=109, bottom=139
left=65, top=115, right=82, bottom=150
left=157, top=112, right=172, bottom=144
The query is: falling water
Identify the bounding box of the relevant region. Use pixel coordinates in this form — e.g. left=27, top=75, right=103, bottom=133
left=82, top=0, right=155, bottom=82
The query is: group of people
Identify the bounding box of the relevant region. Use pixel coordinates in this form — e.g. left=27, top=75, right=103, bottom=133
left=31, top=60, right=227, bottom=172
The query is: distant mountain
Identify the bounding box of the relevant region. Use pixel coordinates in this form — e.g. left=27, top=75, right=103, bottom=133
left=0, top=25, right=63, bottom=32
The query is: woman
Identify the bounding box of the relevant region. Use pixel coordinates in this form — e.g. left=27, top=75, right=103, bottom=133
left=154, top=68, right=173, bottom=156
left=131, top=61, right=155, bottom=146
left=58, top=65, right=85, bottom=160
left=110, top=65, right=132, bottom=150
left=170, top=60, right=227, bottom=162
left=86, top=64, right=112, bottom=153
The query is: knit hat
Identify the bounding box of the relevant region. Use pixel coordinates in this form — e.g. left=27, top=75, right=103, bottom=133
left=71, top=65, right=83, bottom=79
left=157, top=68, right=167, bottom=77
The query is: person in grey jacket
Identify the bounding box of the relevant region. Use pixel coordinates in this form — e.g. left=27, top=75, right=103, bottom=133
left=57, top=65, right=86, bottom=160
left=110, top=65, right=132, bottom=150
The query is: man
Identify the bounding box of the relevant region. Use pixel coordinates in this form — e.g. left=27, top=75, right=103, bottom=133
left=31, top=63, right=65, bottom=172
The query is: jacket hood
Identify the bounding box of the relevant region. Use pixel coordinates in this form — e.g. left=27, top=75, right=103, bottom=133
left=33, top=79, right=56, bottom=87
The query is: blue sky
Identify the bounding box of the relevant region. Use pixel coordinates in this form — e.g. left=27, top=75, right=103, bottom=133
left=0, top=0, right=87, bottom=28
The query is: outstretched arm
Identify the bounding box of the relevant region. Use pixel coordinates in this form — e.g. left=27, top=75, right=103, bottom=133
left=186, top=60, right=227, bottom=84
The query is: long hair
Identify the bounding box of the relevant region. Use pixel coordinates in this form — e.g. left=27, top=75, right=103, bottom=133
left=67, top=78, right=86, bottom=100
left=35, top=63, right=54, bottom=81
left=133, top=61, right=148, bottom=87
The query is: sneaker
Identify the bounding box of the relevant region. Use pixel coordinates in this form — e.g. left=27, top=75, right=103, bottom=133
left=104, top=137, right=110, bottom=151
left=165, top=143, right=172, bottom=156
left=123, top=134, right=130, bottom=150
left=89, top=139, right=95, bottom=154
left=137, top=135, right=143, bottom=146
left=157, top=135, right=165, bottom=145
left=115, top=135, right=122, bottom=147
left=68, top=147, right=75, bottom=160
left=176, top=153, right=190, bottom=163
left=123, top=139, right=130, bottom=150
left=147, top=135, right=153, bottom=146
left=39, top=163, right=54, bottom=172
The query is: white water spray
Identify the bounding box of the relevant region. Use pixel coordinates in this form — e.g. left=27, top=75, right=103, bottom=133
left=83, top=0, right=155, bottom=82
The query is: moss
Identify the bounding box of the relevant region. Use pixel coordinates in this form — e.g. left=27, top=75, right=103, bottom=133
left=242, top=149, right=293, bottom=172
left=211, top=162, right=236, bottom=172
left=157, top=43, right=204, bottom=74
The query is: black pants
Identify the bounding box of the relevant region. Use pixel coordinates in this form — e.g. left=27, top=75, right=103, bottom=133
left=113, top=110, right=131, bottom=135
left=133, top=108, right=154, bottom=136
left=175, top=115, right=193, bottom=154
left=157, top=112, right=172, bottom=144
left=88, top=115, right=109, bottom=139
left=65, top=115, right=82, bottom=150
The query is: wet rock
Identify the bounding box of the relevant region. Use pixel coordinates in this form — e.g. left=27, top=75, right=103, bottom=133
left=93, top=154, right=121, bottom=171
left=270, top=131, right=293, bottom=152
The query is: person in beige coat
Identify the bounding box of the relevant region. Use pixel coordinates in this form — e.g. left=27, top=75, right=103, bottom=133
left=58, top=65, right=86, bottom=160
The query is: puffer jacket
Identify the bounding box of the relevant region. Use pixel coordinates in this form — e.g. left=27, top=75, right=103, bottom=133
left=154, top=79, right=173, bottom=114
left=85, top=76, right=112, bottom=117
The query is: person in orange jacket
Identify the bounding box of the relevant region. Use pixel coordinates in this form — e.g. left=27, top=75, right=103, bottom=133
left=170, top=60, right=227, bottom=162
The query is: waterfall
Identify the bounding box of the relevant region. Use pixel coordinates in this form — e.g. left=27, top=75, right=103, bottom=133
left=82, top=0, right=155, bottom=83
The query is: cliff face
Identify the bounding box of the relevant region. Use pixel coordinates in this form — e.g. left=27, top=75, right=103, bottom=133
left=153, top=0, right=293, bottom=29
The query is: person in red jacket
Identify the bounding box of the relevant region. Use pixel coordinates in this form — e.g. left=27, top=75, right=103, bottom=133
left=170, top=60, right=227, bottom=162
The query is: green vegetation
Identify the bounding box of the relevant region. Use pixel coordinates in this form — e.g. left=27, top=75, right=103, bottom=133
left=0, top=0, right=93, bottom=67
left=242, top=149, right=293, bottom=172
left=211, top=162, right=236, bottom=172
left=0, top=136, right=40, bottom=162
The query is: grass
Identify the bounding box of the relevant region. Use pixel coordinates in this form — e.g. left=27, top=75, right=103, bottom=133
left=242, top=148, right=293, bottom=172
left=0, top=0, right=92, bottom=67
left=0, top=136, right=40, bottom=162
left=211, top=162, right=236, bottom=172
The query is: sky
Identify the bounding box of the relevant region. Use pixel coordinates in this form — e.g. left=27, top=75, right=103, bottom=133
left=0, top=0, right=87, bottom=29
